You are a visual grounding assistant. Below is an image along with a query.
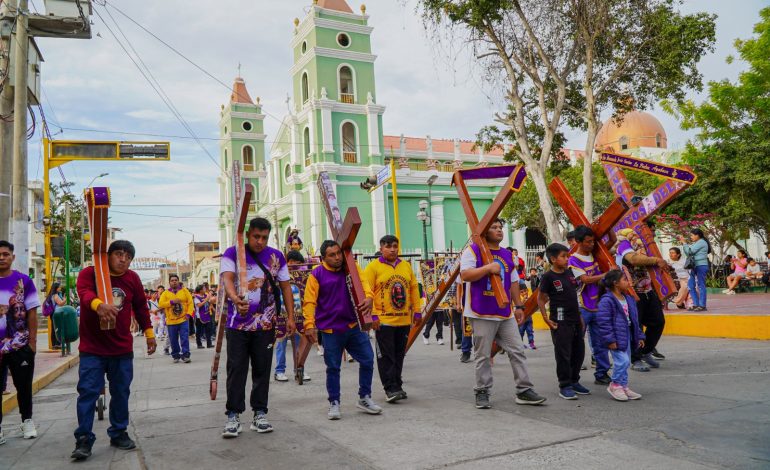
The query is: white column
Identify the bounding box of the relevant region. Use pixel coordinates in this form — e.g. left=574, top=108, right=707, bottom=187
left=291, top=191, right=301, bottom=235
left=321, top=101, right=334, bottom=154
left=513, top=228, right=527, bottom=251
left=289, top=120, right=299, bottom=166
left=309, top=183, right=320, bottom=249
left=271, top=159, right=280, bottom=199
left=502, top=224, right=511, bottom=248
left=430, top=198, right=446, bottom=252
left=371, top=184, right=387, bottom=244
left=366, top=93, right=380, bottom=157
left=307, top=111, right=316, bottom=159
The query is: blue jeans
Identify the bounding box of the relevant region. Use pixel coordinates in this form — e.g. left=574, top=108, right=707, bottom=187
left=74, top=353, right=133, bottom=443
left=461, top=336, right=473, bottom=353
left=581, top=308, right=611, bottom=380
left=688, top=265, right=709, bottom=307
left=168, top=321, right=190, bottom=359
left=518, top=317, right=534, bottom=343
left=275, top=333, right=300, bottom=374
left=321, top=327, right=374, bottom=403
left=610, top=342, right=631, bottom=387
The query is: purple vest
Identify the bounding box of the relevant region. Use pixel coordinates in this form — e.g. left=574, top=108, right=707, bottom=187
left=310, top=264, right=357, bottom=333
left=469, top=244, right=513, bottom=319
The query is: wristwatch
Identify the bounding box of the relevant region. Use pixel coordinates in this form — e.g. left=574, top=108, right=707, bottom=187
left=514, top=305, right=524, bottom=310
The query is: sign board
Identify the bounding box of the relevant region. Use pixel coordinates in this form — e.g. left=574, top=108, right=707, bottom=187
left=49, top=141, right=170, bottom=162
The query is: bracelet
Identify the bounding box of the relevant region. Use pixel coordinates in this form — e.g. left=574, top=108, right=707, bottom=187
left=514, top=305, right=524, bottom=310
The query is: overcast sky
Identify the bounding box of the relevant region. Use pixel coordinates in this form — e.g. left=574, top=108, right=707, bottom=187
left=27, top=0, right=767, bottom=278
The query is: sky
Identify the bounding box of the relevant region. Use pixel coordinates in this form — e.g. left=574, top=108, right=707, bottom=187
left=26, top=0, right=768, bottom=279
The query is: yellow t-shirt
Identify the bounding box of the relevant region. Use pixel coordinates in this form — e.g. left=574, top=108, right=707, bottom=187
left=363, top=258, right=421, bottom=327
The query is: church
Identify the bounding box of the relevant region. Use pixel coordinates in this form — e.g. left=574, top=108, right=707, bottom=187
left=215, top=0, right=707, bottom=260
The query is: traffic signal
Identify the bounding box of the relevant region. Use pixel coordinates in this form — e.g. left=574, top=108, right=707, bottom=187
left=51, top=237, right=65, bottom=258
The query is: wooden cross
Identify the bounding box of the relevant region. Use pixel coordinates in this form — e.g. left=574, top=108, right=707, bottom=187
left=84, top=186, right=115, bottom=330
left=601, top=152, right=697, bottom=300
left=317, top=171, right=372, bottom=330
left=210, top=161, right=254, bottom=400
left=521, top=177, right=630, bottom=319
left=406, top=164, right=527, bottom=352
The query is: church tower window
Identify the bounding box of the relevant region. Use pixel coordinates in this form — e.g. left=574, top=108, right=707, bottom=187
left=242, top=145, right=255, bottom=171
left=339, top=65, right=355, bottom=104
left=303, top=127, right=311, bottom=166
left=242, top=121, right=253, bottom=132
left=301, top=72, right=309, bottom=103
left=301, top=40, right=307, bottom=54
left=341, top=121, right=357, bottom=163
left=337, top=32, right=350, bottom=48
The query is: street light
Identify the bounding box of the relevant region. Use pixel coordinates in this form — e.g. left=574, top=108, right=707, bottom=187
left=85, top=172, right=109, bottom=189
left=178, top=229, right=196, bottom=285
left=417, top=199, right=429, bottom=259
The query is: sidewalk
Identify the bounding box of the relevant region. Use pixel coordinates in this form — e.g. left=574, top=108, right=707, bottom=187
left=2, top=329, right=79, bottom=416
left=2, top=334, right=769, bottom=469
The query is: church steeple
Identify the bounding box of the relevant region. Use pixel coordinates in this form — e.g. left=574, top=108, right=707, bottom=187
left=315, top=0, right=354, bottom=14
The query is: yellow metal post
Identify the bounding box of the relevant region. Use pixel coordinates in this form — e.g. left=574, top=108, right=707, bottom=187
left=390, top=157, right=401, bottom=245
left=42, top=138, right=54, bottom=350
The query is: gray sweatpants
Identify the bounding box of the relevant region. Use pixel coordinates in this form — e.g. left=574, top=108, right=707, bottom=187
left=469, top=317, right=534, bottom=394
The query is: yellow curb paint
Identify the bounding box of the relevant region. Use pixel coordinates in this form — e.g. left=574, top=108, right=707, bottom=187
left=2, top=355, right=80, bottom=416
left=530, top=314, right=770, bottom=341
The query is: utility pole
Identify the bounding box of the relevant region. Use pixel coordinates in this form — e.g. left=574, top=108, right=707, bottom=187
left=64, top=201, right=71, bottom=303
left=0, top=1, right=14, bottom=241
left=10, top=0, right=28, bottom=271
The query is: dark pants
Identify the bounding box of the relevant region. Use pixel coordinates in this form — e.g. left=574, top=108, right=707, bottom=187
left=518, top=317, right=534, bottom=343
left=375, top=325, right=409, bottom=394
left=632, top=292, right=665, bottom=362
left=423, top=310, right=444, bottom=340
left=550, top=321, right=585, bottom=388
left=188, top=316, right=196, bottom=336
left=196, top=319, right=214, bottom=347
left=225, top=328, right=275, bottom=415
left=0, top=346, right=35, bottom=425
left=450, top=309, right=463, bottom=345
left=1, top=362, right=7, bottom=392
left=581, top=308, right=611, bottom=380
left=322, top=327, right=374, bottom=403
left=168, top=321, right=190, bottom=359
left=74, top=353, right=133, bottom=443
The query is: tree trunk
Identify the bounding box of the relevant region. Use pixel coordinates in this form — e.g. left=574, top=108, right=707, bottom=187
left=527, top=163, right=562, bottom=243
left=583, top=117, right=598, bottom=218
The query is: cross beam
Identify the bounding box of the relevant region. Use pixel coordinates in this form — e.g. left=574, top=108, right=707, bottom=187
left=317, top=172, right=371, bottom=330
left=602, top=152, right=697, bottom=300
left=406, top=164, right=527, bottom=352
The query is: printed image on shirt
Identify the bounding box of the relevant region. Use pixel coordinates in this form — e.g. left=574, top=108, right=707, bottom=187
left=0, top=274, right=39, bottom=354
left=112, top=287, right=126, bottom=310
left=485, top=257, right=508, bottom=293
left=386, top=275, right=409, bottom=310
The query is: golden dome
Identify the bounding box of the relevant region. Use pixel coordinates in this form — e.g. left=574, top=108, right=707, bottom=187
left=595, top=110, right=667, bottom=152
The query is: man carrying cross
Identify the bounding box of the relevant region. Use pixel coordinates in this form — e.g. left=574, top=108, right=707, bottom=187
left=460, top=218, right=546, bottom=409
left=220, top=217, right=296, bottom=438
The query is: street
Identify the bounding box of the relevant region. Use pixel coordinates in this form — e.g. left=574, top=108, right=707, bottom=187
left=2, top=334, right=769, bottom=470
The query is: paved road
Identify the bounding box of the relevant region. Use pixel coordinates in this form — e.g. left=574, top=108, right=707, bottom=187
left=2, top=334, right=769, bottom=470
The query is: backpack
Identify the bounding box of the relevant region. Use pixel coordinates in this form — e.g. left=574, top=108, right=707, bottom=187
left=42, top=298, right=55, bottom=317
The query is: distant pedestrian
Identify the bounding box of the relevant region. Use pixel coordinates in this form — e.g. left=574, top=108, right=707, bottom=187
left=679, top=228, right=710, bottom=310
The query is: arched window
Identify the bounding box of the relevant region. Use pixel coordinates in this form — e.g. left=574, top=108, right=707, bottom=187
left=339, top=66, right=354, bottom=104
left=224, top=149, right=228, bottom=168
left=655, top=133, right=662, bottom=148
left=303, top=127, right=311, bottom=167
left=341, top=122, right=357, bottom=163
left=301, top=72, right=309, bottom=103
left=619, top=135, right=629, bottom=150
left=242, top=145, right=254, bottom=171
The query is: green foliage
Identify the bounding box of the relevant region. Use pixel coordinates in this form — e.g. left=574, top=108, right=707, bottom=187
left=666, top=7, right=770, bottom=249
left=49, top=182, right=90, bottom=273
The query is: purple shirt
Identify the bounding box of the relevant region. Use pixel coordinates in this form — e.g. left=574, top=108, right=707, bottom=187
left=220, top=245, right=290, bottom=331
left=569, top=252, right=601, bottom=311
left=194, top=294, right=212, bottom=323
left=307, top=263, right=358, bottom=333
left=460, top=244, right=514, bottom=320
left=0, top=271, right=40, bottom=354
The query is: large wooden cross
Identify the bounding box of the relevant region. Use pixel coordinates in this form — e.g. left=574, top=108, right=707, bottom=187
left=84, top=186, right=115, bottom=330
left=317, top=171, right=372, bottom=330
left=210, top=161, right=253, bottom=400
left=406, top=164, right=528, bottom=352
left=602, top=152, right=697, bottom=301
left=522, top=177, right=630, bottom=319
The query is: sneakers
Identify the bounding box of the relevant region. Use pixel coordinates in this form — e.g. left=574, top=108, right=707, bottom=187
left=356, top=395, right=383, bottom=415
left=607, top=383, right=629, bottom=402
left=71, top=436, right=93, bottom=460
left=182, top=357, right=191, bottom=364
left=274, top=372, right=289, bottom=382
left=721, top=288, right=730, bottom=294
left=222, top=413, right=242, bottom=438
left=624, top=387, right=642, bottom=400
left=475, top=390, right=491, bottom=409
left=529, top=341, right=537, bottom=350
left=460, top=351, right=472, bottom=363
left=0, top=430, right=5, bottom=446
left=631, top=360, right=650, bottom=372
left=21, top=419, right=37, bottom=439
left=316, top=346, right=324, bottom=356
left=422, top=336, right=430, bottom=345
left=559, top=386, right=577, bottom=400
left=651, top=349, right=666, bottom=360
left=173, top=358, right=180, bottom=363
left=385, top=390, right=403, bottom=403
left=642, top=353, right=660, bottom=369
left=110, top=432, right=136, bottom=450
left=437, top=338, right=445, bottom=345
left=328, top=400, right=341, bottom=420
left=196, top=344, right=205, bottom=349
left=250, top=412, right=273, bottom=433
left=594, top=375, right=611, bottom=385
left=571, top=383, right=591, bottom=395
left=164, top=348, right=171, bottom=355
left=515, top=389, right=546, bottom=405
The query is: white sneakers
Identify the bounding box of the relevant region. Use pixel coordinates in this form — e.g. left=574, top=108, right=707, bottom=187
left=274, top=372, right=289, bottom=382
left=21, top=419, right=37, bottom=439
left=422, top=337, right=430, bottom=345
left=437, top=338, right=445, bottom=345
left=316, top=346, right=324, bottom=356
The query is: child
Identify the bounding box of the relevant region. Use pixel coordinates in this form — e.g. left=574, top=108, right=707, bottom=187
left=596, top=269, right=645, bottom=402
left=517, top=268, right=539, bottom=349
left=537, top=243, right=588, bottom=400
left=746, top=258, right=762, bottom=281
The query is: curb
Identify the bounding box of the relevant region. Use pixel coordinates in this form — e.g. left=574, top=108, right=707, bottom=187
left=1, top=354, right=80, bottom=416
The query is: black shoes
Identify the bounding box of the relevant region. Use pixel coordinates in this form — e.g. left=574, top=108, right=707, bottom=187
left=515, top=389, right=547, bottom=405
left=110, top=432, right=137, bottom=450
left=385, top=389, right=408, bottom=403
left=651, top=348, right=666, bottom=360
left=460, top=351, right=472, bottom=363
left=594, top=375, right=611, bottom=385
left=475, top=390, right=491, bottom=409
left=71, top=436, right=93, bottom=461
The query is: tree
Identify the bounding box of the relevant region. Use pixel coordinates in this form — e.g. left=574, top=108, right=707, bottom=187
left=666, top=7, right=770, bottom=251
left=419, top=0, right=578, bottom=241
left=565, top=0, right=716, bottom=216
left=48, top=182, right=90, bottom=281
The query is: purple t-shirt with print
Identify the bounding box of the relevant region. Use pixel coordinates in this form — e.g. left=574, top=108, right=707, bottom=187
left=569, top=252, right=601, bottom=311
left=220, top=245, right=289, bottom=331
left=0, top=271, right=41, bottom=354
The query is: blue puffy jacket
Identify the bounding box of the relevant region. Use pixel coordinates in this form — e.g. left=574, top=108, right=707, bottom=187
left=596, top=293, right=645, bottom=351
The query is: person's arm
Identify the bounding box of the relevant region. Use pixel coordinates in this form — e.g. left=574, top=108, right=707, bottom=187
left=279, top=279, right=296, bottom=335
left=27, top=307, right=38, bottom=351
left=461, top=262, right=499, bottom=282
left=455, top=280, right=463, bottom=312
left=623, top=251, right=667, bottom=269
left=302, top=273, right=320, bottom=343
left=409, top=268, right=422, bottom=323
left=158, top=291, right=172, bottom=309
left=221, top=271, right=249, bottom=315
left=537, top=290, right=557, bottom=330
left=357, top=264, right=374, bottom=319
left=54, top=293, right=66, bottom=306
left=76, top=268, right=119, bottom=325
